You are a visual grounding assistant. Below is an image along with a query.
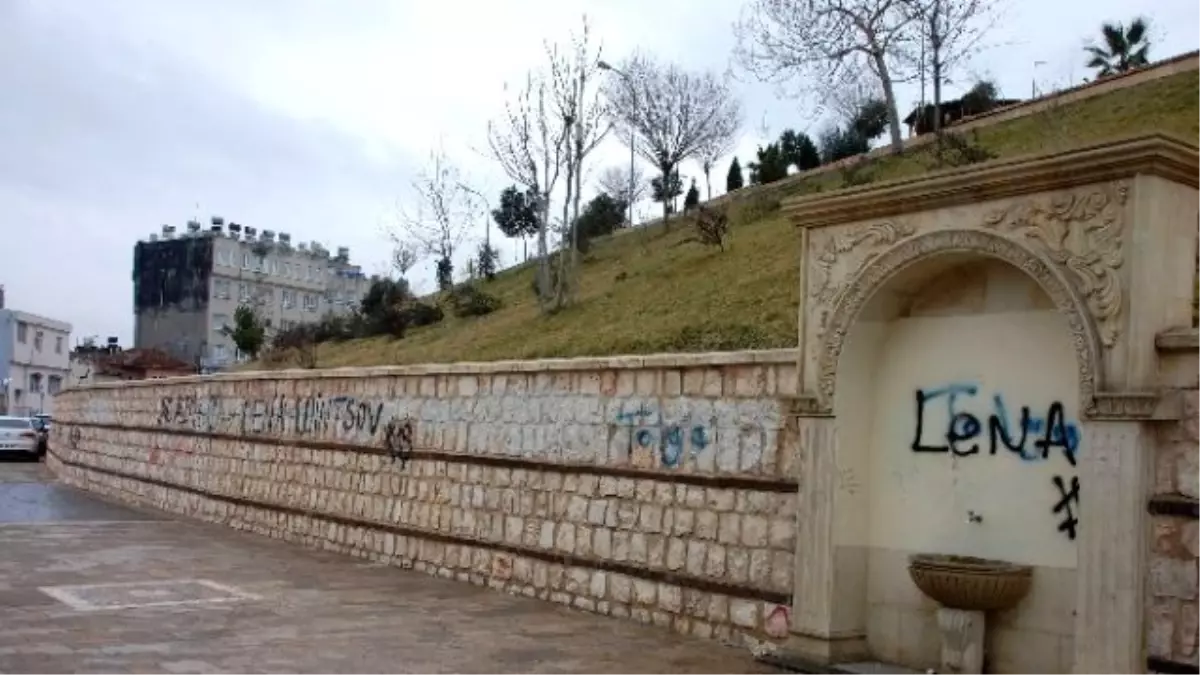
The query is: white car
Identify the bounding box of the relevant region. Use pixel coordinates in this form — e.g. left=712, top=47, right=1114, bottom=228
left=0, top=416, right=38, bottom=457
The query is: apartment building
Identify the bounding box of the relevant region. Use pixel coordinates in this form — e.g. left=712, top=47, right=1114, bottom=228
left=0, top=288, right=73, bottom=416
left=133, top=218, right=371, bottom=370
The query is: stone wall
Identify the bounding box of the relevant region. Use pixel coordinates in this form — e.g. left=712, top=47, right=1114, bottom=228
left=1147, top=333, right=1200, bottom=671
left=49, top=350, right=802, bottom=650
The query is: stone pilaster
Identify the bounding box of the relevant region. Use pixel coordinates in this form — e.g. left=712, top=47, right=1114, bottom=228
left=786, top=414, right=866, bottom=662
left=1073, top=420, right=1151, bottom=674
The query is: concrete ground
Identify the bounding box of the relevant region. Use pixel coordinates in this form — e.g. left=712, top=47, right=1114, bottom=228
left=0, top=459, right=776, bottom=674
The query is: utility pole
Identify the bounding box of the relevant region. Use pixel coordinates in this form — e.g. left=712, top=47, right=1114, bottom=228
left=598, top=61, right=637, bottom=229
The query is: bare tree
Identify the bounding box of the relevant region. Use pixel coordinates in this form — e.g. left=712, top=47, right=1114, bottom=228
left=487, top=73, right=570, bottom=311
left=390, top=241, right=420, bottom=279
left=597, top=165, right=648, bottom=214
left=696, top=121, right=741, bottom=201
left=604, top=54, right=741, bottom=229
left=828, top=70, right=886, bottom=128
left=902, top=0, right=997, bottom=135
left=547, top=15, right=612, bottom=307
left=395, top=149, right=477, bottom=291
left=734, top=0, right=917, bottom=154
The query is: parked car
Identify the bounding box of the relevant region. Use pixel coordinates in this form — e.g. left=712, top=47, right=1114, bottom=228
left=0, top=416, right=39, bottom=458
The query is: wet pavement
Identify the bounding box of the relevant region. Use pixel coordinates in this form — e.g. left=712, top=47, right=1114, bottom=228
left=0, top=459, right=775, bottom=674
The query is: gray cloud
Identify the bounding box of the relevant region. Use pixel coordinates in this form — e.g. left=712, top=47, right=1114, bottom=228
left=0, top=0, right=1195, bottom=346
left=0, top=1, right=411, bottom=343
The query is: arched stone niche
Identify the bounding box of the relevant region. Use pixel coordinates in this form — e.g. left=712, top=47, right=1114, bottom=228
left=784, top=135, right=1200, bottom=675
left=818, top=229, right=1103, bottom=415
left=823, top=231, right=1092, bottom=672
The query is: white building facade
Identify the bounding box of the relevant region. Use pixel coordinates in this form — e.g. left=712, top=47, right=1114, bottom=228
left=0, top=309, right=72, bottom=417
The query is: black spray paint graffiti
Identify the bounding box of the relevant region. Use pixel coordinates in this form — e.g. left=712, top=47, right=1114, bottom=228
left=156, top=393, right=418, bottom=470
left=157, top=393, right=388, bottom=438
left=910, top=383, right=1082, bottom=541
left=383, top=417, right=415, bottom=469
left=1051, top=475, right=1080, bottom=540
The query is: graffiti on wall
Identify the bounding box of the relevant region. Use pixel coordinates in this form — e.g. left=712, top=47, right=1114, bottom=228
left=152, top=391, right=779, bottom=472
left=157, top=393, right=413, bottom=468
left=157, top=393, right=389, bottom=437
left=382, top=417, right=415, bottom=468
left=910, top=382, right=1081, bottom=540
left=614, top=404, right=714, bottom=469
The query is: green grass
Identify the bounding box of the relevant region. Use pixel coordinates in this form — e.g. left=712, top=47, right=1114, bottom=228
left=266, top=69, right=1199, bottom=370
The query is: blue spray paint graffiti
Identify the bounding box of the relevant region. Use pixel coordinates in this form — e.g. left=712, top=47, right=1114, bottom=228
left=910, top=382, right=1081, bottom=541
left=616, top=405, right=713, bottom=469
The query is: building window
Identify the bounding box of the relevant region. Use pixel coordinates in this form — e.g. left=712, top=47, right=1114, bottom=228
left=16, top=322, right=27, bottom=343
left=212, top=314, right=229, bottom=332
left=28, top=373, right=42, bottom=393
left=47, top=376, right=61, bottom=395
left=242, top=253, right=250, bottom=270
left=282, top=290, right=294, bottom=309
left=55, top=336, right=63, bottom=354
left=284, top=262, right=292, bottom=278
left=215, top=280, right=230, bottom=299
left=238, top=283, right=250, bottom=301
left=214, top=344, right=227, bottom=360
left=34, top=331, right=43, bottom=351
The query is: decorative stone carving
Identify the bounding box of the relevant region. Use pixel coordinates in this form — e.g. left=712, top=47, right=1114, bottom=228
left=812, top=229, right=1104, bottom=417
left=807, top=220, right=917, bottom=350
left=980, top=182, right=1128, bottom=347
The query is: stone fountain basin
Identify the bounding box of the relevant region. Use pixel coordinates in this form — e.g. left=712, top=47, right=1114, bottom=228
left=908, top=554, right=1033, bottom=612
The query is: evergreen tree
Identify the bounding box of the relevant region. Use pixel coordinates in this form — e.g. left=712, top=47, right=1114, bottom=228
left=748, top=143, right=790, bottom=185
left=683, top=179, right=700, bottom=212
left=779, top=129, right=821, bottom=171
left=650, top=169, right=684, bottom=214
left=726, top=157, right=744, bottom=191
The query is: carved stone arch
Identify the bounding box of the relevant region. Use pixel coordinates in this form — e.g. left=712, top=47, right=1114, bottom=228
left=815, top=228, right=1104, bottom=416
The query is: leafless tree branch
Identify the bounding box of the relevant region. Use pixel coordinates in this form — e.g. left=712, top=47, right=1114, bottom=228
left=604, top=53, right=741, bottom=227
left=900, top=0, right=999, bottom=133
left=696, top=122, right=741, bottom=201
left=546, top=15, right=612, bottom=308
left=394, top=148, right=477, bottom=280
left=597, top=165, right=648, bottom=210
left=733, top=0, right=918, bottom=152
left=486, top=71, right=570, bottom=310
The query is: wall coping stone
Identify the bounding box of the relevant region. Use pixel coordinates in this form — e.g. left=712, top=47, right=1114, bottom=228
left=62, top=349, right=800, bottom=392
left=783, top=133, right=1199, bottom=229
left=1155, top=327, right=1200, bottom=353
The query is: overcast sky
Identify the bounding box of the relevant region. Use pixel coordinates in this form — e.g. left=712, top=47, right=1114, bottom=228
left=2, top=0, right=1196, bottom=345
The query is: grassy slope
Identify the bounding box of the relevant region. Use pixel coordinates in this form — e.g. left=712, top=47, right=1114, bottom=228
left=291, top=70, right=1199, bottom=369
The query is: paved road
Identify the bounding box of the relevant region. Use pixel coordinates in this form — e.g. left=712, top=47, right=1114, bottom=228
left=0, top=459, right=775, bottom=673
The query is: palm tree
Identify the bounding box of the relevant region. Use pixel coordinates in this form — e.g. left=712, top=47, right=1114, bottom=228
left=1085, top=18, right=1151, bottom=77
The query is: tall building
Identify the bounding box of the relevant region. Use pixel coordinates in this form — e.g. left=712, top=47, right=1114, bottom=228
left=133, top=218, right=371, bottom=370
left=0, top=287, right=73, bottom=416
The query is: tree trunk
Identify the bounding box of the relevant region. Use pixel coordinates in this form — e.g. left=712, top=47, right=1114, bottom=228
left=555, top=151, right=576, bottom=310
left=568, top=124, right=585, bottom=305
left=660, top=164, right=672, bottom=231
left=536, top=193, right=551, bottom=311
left=930, top=5, right=944, bottom=137
left=704, top=165, right=712, bottom=201
left=932, top=58, right=943, bottom=135
left=872, top=50, right=904, bottom=154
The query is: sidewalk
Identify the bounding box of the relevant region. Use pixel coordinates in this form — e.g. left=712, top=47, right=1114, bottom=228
left=0, top=461, right=775, bottom=674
